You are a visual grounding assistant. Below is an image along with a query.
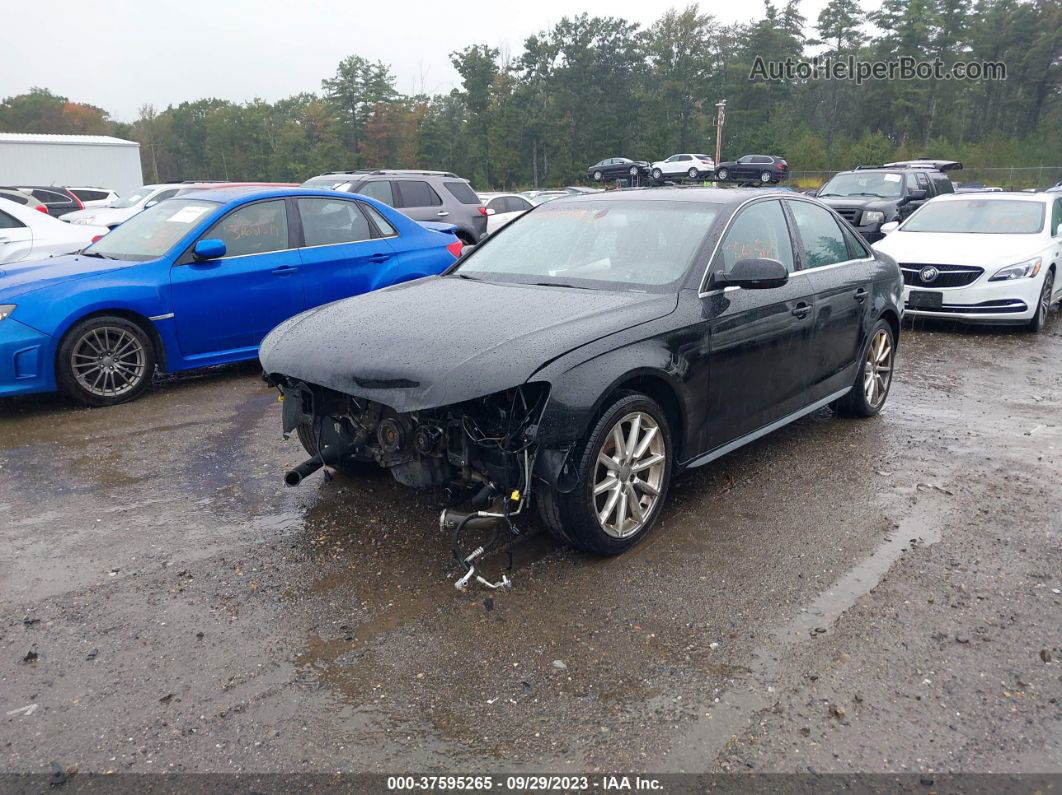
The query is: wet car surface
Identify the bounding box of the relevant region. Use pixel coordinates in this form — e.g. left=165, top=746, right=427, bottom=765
left=1, top=316, right=1059, bottom=774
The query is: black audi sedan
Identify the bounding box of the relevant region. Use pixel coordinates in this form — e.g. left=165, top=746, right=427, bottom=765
left=261, top=188, right=903, bottom=557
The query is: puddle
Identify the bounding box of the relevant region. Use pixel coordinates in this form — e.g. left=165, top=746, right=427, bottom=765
left=659, top=490, right=950, bottom=772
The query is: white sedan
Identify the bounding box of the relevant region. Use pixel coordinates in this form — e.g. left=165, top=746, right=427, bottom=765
left=478, top=193, right=534, bottom=235
left=874, top=192, right=1062, bottom=331
left=649, top=154, right=715, bottom=182
left=0, top=197, right=109, bottom=265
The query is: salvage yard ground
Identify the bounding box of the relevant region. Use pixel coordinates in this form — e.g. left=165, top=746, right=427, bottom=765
left=0, top=320, right=1059, bottom=774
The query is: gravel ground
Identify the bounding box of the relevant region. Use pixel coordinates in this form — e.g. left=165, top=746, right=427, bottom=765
left=0, top=316, right=1059, bottom=779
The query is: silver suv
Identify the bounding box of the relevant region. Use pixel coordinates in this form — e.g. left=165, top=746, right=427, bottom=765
left=302, top=170, right=487, bottom=243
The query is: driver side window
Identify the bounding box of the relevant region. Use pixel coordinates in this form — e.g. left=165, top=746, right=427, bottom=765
left=205, top=200, right=289, bottom=258
left=718, top=201, right=795, bottom=273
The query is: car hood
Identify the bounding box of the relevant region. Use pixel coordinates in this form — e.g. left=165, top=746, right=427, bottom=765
left=873, top=232, right=1047, bottom=267
left=818, top=196, right=899, bottom=211
left=260, top=276, right=678, bottom=413
left=60, top=207, right=138, bottom=225
left=0, top=254, right=138, bottom=300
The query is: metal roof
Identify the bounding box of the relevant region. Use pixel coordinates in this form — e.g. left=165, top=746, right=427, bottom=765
left=0, top=133, right=138, bottom=147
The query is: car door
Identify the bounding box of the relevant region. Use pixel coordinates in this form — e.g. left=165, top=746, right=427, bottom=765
left=0, top=206, right=33, bottom=264
left=731, top=156, right=752, bottom=180
left=296, top=196, right=398, bottom=307
left=701, top=198, right=816, bottom=451
left=169, top=199, right=304, bottom=357
left=394, top=180, right=447, bottom=224
left=787, top=199, right=872, bottom=402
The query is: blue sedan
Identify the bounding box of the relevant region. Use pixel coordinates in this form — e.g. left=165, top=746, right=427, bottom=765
left=0, top=187, right=464, bottom=405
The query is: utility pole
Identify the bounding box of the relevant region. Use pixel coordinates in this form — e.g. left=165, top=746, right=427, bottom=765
left=714, top=100, right=726, bottom=168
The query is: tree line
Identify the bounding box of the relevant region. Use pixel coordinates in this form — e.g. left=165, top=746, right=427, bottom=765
left=1, top=0, right=1059, bottom=189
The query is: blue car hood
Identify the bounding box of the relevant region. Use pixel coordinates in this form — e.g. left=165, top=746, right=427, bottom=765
left=0, top=254, right=138, bottom=300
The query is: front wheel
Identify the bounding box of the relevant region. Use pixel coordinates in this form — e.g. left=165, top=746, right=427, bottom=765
left=537, top=392, right=672, bottom=555
left=836, top=319, right=895, bottom=417
left=651, top=168, right=663, bottom=181
left=628, top=166, right=640, bottom=178
left=56, top=315, right=156, bottom=406
left=716, top=167, right=729, bottom=181
left=1025, top=270, right=1054, bottom=332
left=592, top=170, right=603, bottom=182
left=687, top=167, right=699, bottom=180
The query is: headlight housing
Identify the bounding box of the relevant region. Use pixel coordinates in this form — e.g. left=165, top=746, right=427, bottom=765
left=0, top=305, right=15, bottom=322
left=862, top=211, right=886, bottom=225
left=989, top=257, right=1041, bottom=282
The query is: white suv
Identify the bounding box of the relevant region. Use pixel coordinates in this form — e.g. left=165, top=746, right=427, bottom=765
left=874, top=191, right=1062, bottom=331
left=650, top=154, right=715, bottom=182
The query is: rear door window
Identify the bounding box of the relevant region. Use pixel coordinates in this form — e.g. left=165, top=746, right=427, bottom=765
left=444, top=181, right=480, bottom=204
left=357, top=180, right=395, bottom=207
left=205, top=200, right=289, bottom=257
left=717, top=200, right=795, bottom=273
left=72, top=189, right=109, bottom=202
left=297, top=198, right=372, bottom=246
left=362, top=203, right=397, bottom=237
left=0, top=209, right=25, bottom=228
left=396, top=181, right=443, bottom=208
left=789, top=201, right=851, bottom=268
left=31, top=189, right=71, bottom=205
left=506, top=197, right=532, bottom=213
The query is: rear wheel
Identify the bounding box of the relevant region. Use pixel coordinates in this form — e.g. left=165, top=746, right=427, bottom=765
left=536, top=392, right=672, bottom=555
left=687, top=167, right=699, bottom=180
left=836, top=319, right=895, bottom=417
left=593, top=170, right=603, bottom=182
left=716, top=167, right=729, bottom=181
left=56, top=315, right=156, bottom=407
left=651, top=168, right=663, bottom=181
left=628, top=166, right=640, bottom=178
left=760, top=171, right=772, bottom=183
left=1025, top=270, right=1054, bottom=333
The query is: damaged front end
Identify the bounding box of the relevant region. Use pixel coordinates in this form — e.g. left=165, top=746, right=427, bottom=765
left=271, top=376, right=554, bottom=588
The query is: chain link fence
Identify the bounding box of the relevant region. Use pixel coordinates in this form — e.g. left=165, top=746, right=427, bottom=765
left=789, top=165, right=1062, bottom=190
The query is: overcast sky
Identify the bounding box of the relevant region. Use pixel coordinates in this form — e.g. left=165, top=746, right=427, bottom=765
left=2, top=0, right=831, bottom=122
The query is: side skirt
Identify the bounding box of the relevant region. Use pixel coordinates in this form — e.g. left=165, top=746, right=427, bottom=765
left=682, top=387, right=852, bottom=470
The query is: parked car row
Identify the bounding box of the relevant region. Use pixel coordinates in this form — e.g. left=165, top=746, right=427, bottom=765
left=586, top=153, right=789, bottom=185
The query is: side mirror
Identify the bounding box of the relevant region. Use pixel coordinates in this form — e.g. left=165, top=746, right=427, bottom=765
left=193, top=238, right=227, bottom=260
left=484, top=207, right=497, bottom=216
left=714, top=258, right=789, bottom=290
left=880, top=221, right=900, bottom=235
left=907, top=189, right=927, bottom=201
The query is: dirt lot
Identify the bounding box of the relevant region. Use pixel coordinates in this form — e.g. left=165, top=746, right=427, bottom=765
left=1, top=316, right=1060, bottom=777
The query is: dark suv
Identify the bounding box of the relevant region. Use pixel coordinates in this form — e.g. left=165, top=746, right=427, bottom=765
left=815, top=159, right=959, bottom=242
left=301, top=170, right=487, bottom=243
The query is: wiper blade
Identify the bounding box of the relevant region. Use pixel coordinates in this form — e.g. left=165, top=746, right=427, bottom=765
left=453, top=272, right=479, bottom=281
left=80, top=251, right=111, bottom=259
left=532, top=281, right=591, bottom=290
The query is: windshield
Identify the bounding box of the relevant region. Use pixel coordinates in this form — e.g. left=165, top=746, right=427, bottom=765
left=455, top=200, right=718, bottom=290
left=301, top=176, right=346, bottom=190
left=903, top=199, right=1045, bottom=234
left=819, top=172, right=905, bottom=199
left=110, top=186, right=158, bottom=209
left=82, top=199, right=219, bottom=261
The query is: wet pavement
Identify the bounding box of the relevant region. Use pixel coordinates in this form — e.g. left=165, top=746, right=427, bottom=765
left=1, top=316, right=1060, bottom=775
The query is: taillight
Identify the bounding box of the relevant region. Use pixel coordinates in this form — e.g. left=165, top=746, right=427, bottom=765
left=446, top=240, right=464, bottom=259
left=90, top=235, right=104, bottom=244
left=35, top=205, right=49, bottom=214
left=477, top=206, right=488, bottom=216
left=779, top=160, right=788, bottom=168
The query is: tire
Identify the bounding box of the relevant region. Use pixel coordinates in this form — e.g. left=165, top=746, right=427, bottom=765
left=651, top=168, right=663, bottom=181
left=593, top=170, right=603, bottom=182
left=688, top=167, right=699, bottom=180
left=536, top=392, right=672, bottom=555
left=629, top=166, right=640, bottom=178
left=56, top=315, right=156, bottom=407
left=760, top=171, right=772, bottom=183
left=1025, top=269, right=1054, bottom=333
left=836, top=319, right=895, bottom=417
left=716, top=167, right=729, bottom=181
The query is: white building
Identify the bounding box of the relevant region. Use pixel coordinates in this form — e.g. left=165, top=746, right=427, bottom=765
left=0, top=133, right=143, bottom=195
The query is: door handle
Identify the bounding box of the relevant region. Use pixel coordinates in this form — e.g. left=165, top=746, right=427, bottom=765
left=436, top=211, right=450, bottom=217
left=272, top=265, right=298, bottom=275
left=368, top=253, right=392, bottom=264
left=791, top=302, right=811, bottom=319
left=854, top=288, right=868, bottom=302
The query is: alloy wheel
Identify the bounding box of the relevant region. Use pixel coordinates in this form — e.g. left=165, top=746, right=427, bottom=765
left=70, top=326, right=148, bottom=399
left=760, top=171, right=772, bottom=182
left=717, top=168, right=728, bottom=180
left=1039, top=273, right=1053, bottom=320
left=593, top=411, right=666, bottom=538
left=688, top=168, right=699, bottom=179
left=863, top=328, right=893, bottom=408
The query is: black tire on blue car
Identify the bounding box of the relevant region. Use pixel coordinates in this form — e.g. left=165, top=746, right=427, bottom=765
left=56, top=315, right=156, bottom=407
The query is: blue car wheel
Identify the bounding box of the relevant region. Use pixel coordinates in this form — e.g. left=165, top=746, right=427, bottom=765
left=56, top=315, right=157, bottom=407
